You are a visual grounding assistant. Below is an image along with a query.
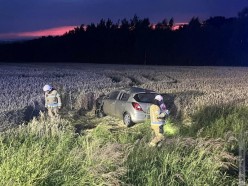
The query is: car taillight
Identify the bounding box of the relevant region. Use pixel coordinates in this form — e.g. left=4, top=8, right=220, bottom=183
left=132, top=102, right=143, bottom=111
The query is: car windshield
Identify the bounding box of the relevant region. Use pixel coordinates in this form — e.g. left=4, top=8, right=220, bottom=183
left=133, top=93, right=157, bottom=103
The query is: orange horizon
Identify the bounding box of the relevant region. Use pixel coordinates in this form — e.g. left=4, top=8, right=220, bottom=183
left=0, top=26, right=76, bottom=40
left=0, top=22, right=188, bottom=40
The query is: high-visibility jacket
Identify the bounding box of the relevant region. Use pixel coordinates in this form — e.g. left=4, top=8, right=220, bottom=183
left=150, top=104, right=166, bottom=125
left=45, top=89, right=62, bottom=108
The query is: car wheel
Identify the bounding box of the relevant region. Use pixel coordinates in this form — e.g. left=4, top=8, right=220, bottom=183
left=123, top=113, right=134, bottom=127
left=96, top=109, right=105, bottom=118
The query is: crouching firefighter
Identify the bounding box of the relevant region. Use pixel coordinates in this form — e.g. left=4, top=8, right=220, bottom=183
left=43, top=84, right=62, bottom=118
left=149, top=95, right=169, bottom=147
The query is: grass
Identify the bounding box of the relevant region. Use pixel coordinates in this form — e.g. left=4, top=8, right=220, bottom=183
left=180, top=105, right=248, bottom=156
left=0, top=106, right=247, bottom=185
left=122, top=138, right=237, bottom=186
left=0, top=113, right=127, bottom=185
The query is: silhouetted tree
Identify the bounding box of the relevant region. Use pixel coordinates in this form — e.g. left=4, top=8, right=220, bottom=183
left=188, top=17, right=201, bottom=30
left=169, top=18, right=174, bottom=29
left=120, top=18, right=130, bottom=30
left=238, top=7, right=248, bottom=18
left=0, top=8, right=247, bottom=66
left=156, top=19, right=169, bottom=30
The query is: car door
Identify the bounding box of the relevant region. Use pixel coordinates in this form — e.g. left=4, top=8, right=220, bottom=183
left=102, top=91, right=120, bottom=116
left=115, top=91, right=130, bottom=118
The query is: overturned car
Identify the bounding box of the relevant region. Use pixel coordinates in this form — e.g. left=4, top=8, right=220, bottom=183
left=95, top=87, right=158, bottom=127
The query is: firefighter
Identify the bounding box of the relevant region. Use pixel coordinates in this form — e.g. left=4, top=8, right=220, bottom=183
left=149, top=95, right=169, bottom=147
left=43, top=84, right=62, bottom=118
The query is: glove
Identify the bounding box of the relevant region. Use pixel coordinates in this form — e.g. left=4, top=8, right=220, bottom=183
left=160, top=112, right=166, bottom=118
left=158, top=112, right=166, bottom=119
left=165, top=110, right=170, bottom=115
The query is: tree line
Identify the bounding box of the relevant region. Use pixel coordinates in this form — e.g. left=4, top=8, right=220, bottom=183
left=0, top=7, right=247, bottom=66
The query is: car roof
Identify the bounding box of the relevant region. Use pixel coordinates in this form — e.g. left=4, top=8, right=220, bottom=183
left=121, top=87, right=156, bottom=94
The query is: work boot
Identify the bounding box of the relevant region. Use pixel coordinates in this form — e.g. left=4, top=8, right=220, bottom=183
left=148, top=142, right=156, bottom=147
left=157, top=141, right=162, bottom=148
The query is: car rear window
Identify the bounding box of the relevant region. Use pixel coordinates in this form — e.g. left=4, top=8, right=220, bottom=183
left=133, top=93, right=157, bottom=103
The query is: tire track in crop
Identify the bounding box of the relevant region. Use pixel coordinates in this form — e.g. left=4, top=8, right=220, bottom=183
left=142, top=74, right=179, bottom=84
left=105, top=72, right=143, bottom=86
left=127, top=76, right=142, bottom=86
left=164, top=75, right=179, bottom=84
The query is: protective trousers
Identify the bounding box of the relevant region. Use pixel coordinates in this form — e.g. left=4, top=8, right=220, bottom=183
left=48, top=107, right=59, bottom=118
left=150, top=124, right=165, bottom=147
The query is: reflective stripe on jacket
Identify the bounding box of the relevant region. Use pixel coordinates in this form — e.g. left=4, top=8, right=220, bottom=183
left=45, top=90, right=62, bottom=108
left=150, top=104, right=165, bottom=125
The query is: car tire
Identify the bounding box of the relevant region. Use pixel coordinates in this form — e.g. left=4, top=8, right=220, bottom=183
left=123, top=113, right=134, bottom=127
left=96, top=109, right=105, bottom=118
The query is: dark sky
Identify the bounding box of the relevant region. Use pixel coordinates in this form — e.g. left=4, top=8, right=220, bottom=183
left=0, top=0, right=247, bottom=39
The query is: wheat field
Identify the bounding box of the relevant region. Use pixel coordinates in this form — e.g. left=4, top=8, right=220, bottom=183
left=1, top=63, right=248, bottom=129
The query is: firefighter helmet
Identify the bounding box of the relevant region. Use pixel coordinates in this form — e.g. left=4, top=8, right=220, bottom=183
left=43, top=84, right=52, bottom=92
left=155, top=95, right=163, bottom=101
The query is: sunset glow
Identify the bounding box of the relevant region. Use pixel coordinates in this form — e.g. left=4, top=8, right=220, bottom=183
left=172, top=22, right=188, bottom=30
left=150, top=22, right=188, bottom=30
left=0, top=26, right=76, bottom=40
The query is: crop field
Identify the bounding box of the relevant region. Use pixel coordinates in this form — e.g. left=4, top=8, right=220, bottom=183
left=1, top=63, right=248, bottom=129
left=0, top=63, right=248, bottom=185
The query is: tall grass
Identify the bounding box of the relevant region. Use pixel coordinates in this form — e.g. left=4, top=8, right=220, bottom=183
left=181, top=105, right=248, bottom=147
left=106, top=120, right=237, bottom=186
left=122, top=138, right=237, bottom=186
left=0, top=106, right=246, bottom=185
left=0, top=113, right=127, bottom=186
left=90, top=120, right=238, bottom=185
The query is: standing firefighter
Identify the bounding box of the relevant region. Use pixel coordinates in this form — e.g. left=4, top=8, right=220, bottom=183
left=149, top=95, right=169, bottom=147
left=43, top=84, right=62, bottom=118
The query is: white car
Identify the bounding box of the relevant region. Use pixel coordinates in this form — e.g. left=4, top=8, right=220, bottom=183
left=95, top=87, right=158, bottom=127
